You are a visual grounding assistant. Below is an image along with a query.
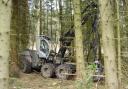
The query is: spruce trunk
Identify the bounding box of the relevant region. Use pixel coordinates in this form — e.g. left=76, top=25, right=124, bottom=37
left=73, top=0, right=86, bottom=82
left=99, top=0, right=119, bottom=89
left=0, top=0, right=12, bottom=89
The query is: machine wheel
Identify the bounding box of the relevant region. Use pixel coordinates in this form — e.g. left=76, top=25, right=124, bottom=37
left=41, top=63, right=55, bottom=78
left=55, top=64, right=72, bottom=80
left=21, top=57, right=32, bottom=73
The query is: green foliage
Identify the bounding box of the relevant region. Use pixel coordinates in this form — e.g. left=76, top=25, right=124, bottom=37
left=76, top=64, right=96, bottom=89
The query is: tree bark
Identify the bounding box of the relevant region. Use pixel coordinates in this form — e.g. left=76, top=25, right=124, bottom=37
left=73, top=0, right=86, bottom=83
left=19, top=0, right=30, bottom=51
left=10, top=0, right=20, bottom=77
left=59, top=0, right=63, bottom=36
left=0, top=0, right=12, bottom=89
left=115, top=0, right=121, bottom=88
left=99, top=0, right=119, bottom=89
left=40, top=0, right=43, bottom=35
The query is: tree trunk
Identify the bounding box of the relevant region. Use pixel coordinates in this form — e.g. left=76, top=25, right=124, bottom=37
left=73, top=0, right=86, bottom=85
left=0, top=0, right=12, bottom=89
left=19, top=0, right=30, bottom=51
left=10, top=0, right=20, bottom=77
left=46, top=3, right=49, bottom=36
left=40, top=0, right=43, bottom=35
left=115, top=0, right=121, bottom=88
left=50, top=1, right=53, bottom=38
left=99, top=0, right=119, bottom=89
left=59, top=0, right=63, bottom=36
left=120, top=0, right=128, bottom=86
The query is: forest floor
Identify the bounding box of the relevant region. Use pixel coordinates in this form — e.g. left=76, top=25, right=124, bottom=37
left=9, top=71, right=105, bottom=89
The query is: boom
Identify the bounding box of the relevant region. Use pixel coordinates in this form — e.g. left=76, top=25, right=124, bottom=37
left=57, top=2, right=98, bottom=61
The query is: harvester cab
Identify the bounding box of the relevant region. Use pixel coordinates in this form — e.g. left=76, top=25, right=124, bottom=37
left=36, top=35, right=53, bottom=59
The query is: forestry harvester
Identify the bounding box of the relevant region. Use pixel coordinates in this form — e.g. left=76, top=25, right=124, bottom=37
left=20, top=35, right=76, bottom=79
left=20, top=2, right=103, bottom=80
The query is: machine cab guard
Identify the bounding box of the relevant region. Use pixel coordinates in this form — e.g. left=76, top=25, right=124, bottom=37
left=36, top=35, right=52, bottom=59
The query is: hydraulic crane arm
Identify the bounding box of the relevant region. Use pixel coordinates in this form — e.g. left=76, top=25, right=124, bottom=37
left=57, top=2, right=98, bottom=61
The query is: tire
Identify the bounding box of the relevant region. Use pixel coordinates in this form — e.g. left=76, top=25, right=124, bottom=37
left=41, top=63, right=55, bottom=78
left=21, top=57, right=32, bottom=73
left=55, top=64, right=72, bottom=80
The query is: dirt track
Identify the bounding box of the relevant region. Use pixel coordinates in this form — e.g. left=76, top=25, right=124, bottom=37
left=9, top=72, right=75, bottom=89
left=9, top=72, right=105, bottom=89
